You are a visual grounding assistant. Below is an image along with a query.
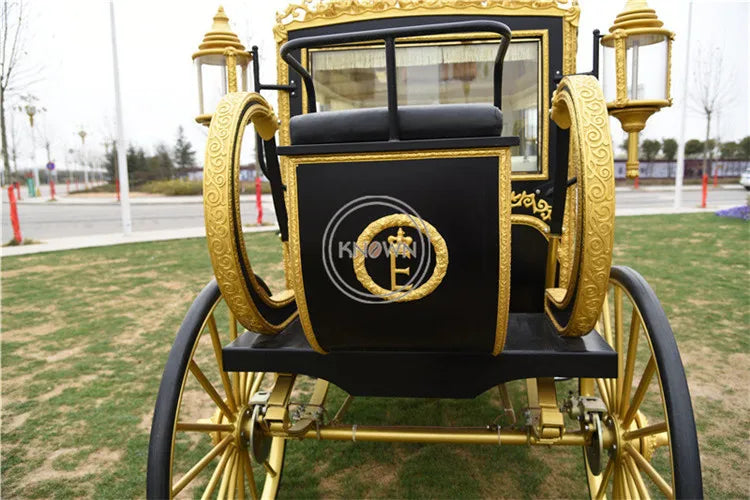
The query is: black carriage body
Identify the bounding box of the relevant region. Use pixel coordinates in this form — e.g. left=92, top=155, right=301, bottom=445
left=290, top=148, right=511, bottom=352
left=280, top=14, right=568, bottom=318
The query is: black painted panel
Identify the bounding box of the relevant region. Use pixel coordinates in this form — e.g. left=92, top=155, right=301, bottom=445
left=296, top=156, right=501, bottom=352
left=223, top=315, right=617, bottom=399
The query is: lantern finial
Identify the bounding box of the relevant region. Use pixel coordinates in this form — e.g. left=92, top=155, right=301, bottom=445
left=609, top=0, right=664, bottom=32
left=196, top=6, right=247, bottom=54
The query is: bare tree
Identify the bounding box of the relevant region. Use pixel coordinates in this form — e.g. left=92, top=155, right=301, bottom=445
left=1, top=0, right=36, bottom=181
left=689, top=46, right=734, bottom=177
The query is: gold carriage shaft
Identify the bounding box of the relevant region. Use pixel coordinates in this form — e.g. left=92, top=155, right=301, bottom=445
left=147, top=2, right=701, bottom=499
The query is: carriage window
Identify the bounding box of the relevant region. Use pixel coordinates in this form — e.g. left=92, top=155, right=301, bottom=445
left=309, top=39, right=542, bottom=173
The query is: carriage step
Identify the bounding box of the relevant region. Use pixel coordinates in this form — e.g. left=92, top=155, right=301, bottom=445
left=223, top=313, right=616, bottom=399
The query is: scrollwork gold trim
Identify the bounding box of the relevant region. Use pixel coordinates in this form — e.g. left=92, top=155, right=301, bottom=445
left=545, top=75, right=615, bottom=336
left=510, top=190, right=552, bottom=221
left=204, top=92, right=298, bottom=334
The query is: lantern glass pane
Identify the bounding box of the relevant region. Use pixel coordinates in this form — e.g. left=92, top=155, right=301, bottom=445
left=626, top=33, right=668, bottom=101
left=601, top=43, right=617, bottom=102
left=197, top=55, right=229, bottom=114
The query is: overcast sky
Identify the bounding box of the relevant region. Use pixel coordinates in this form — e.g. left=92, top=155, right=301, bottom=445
left=11, top=0, right=750, bottom=169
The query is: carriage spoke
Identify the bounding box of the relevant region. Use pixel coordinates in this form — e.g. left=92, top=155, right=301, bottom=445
left=207, top=316, right=238, bottom=413
left=189, top=360, right=235, bottom=420
left=623, top=421, right=667, bottom=441
left=202, top=447, right=234, bottom=500
left=239, top=372, right=248, bottom=405
left=177, top=422, right=235, bottom=433
left=596, top=378, right=612, bottom=411
left=624, top=461, right=639, bottom=499
left=614, top=288, right=624, bottom=413
left=625, top=442, right=673, bottom=498
left=620, top=308, right=641, bottom=416
left=236, top=452, right=246, bottom=500
left=612, top=461, right=623, bottom=499
left=250, top=372, right=266, bottom=400
left=241, top=448, right=260, bottom=500
left=226, top=450, right=239, bottom=500
left=172, top=433, right=233, bottom=496
left=594, top=455, right=615, bottom=500
left=622, top=356, right=656, bottom=428
left=218, top=448, right=237, bottom=500
left=625, top=455, right=652, bottom=500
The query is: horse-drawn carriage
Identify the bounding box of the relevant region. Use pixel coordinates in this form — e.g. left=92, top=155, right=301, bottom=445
left=147, top=1, right=702, bottom=498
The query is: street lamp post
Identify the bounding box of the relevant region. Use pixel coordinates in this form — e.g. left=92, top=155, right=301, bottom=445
left=601, top=0, right=674, bottom=179
left=78, top=128, right=89, bottom=187
left=23, top=104, right=42, bottom=197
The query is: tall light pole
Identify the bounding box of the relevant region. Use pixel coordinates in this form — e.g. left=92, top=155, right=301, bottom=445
left=78, top=127, right=89, bottom=187
left=674, top=0, right=693, bottom=209
left=109, top=0, right=132, bottom=235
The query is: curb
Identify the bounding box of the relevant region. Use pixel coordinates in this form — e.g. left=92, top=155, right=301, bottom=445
left=1, top=225, right=280, bottom=257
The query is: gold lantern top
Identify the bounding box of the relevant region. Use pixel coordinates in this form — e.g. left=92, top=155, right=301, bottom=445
left=192, top=6, right=252, bottom=124
left=601, top=0, right=674, bottom=178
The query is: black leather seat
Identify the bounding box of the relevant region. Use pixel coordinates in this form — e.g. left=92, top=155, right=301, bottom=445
left=290, top=103, right=503, bottom=145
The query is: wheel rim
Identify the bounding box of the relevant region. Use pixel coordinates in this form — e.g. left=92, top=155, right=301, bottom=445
left=581, top=275, right=677, bottom=499
left=166, top=292, right=285, bottom=499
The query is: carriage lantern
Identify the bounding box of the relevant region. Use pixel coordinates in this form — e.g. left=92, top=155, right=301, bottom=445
left=601, top=0, right=674, bottom=178
left=192, top=6, right=251, bottom=125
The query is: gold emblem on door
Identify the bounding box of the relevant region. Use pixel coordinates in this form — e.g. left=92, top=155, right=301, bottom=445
left=352, top=214, right=448, bottom=302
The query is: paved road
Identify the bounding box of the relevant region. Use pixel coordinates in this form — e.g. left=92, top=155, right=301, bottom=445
left=1, top=185, right=746, bottom=241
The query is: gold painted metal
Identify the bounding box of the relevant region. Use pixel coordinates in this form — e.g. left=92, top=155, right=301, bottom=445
left=511, top=214, right=550, bottom=240
left=274, top=0, right=579, bottom=44
left=267, top=422, right=599, bottom=447
left=204, top=92, right=298, bottom=334
left=581, top=275, right=678, bottom=500
left=527, top=378, right=565, bottom=440
left=510, top=190, right=552, bottom=221
left=168, top=295, right=291, bottom=499
left=545, top=235, right=559, bottom=288
left=352, top=214, right=449, bottom=302
left=284, top=148, right=512, bottom=355
left=193, top=7, right=252, bottom=125
left=545, top=75, right=615, bottom=336
left=601, top=1, right=675, bottom=178
left=274, top=0, right=578, bottom=166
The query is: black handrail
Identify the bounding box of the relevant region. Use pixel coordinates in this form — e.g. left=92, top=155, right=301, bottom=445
left=280, top=20, right=512, bottom=137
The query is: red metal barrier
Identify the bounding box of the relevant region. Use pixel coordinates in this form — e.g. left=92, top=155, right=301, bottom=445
left=7, top=186, right=22, bottom=243
left=255, top=176, right=263, bottom=225
left=713, top=171, right=718, bottom=187
left=50, top=180, right=56, bottom=201
left=116, top=178, right=120, bottom=202
left=701, top=173, right=708, bottom=208
left=634, top=176, right=639, bottom=189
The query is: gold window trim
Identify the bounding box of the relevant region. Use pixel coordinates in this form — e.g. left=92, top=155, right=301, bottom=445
left=274, top=1, right=578, bottom=181
left=297, top=31, right=549, bottom=180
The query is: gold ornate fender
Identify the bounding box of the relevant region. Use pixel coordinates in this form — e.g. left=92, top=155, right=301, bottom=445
left=204, top=92, right=298, bottom=334
left=545, top=75, right=615, bottom=336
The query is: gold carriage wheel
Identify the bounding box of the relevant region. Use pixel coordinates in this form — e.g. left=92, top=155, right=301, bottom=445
left=580, top=267, right=702, bottom=499
left=203, top=92, right=297, bottom=334
left=147, top=282, right=288, bottom=499
left=545, top=75, right=615, bottom=336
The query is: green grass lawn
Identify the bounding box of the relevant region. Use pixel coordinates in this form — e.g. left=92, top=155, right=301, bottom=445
left=1, top=214, right=747, bottom=498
